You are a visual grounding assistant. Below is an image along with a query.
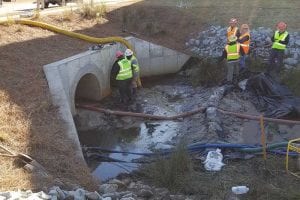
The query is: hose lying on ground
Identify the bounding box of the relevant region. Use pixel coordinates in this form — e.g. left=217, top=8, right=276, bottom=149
left=76, top=104, right=206, bottom=120
left=83, top=142, right=299, bottom=159
left=0, top=19, right=134, bottom=51
left=76, top=104, right=300, bottom=125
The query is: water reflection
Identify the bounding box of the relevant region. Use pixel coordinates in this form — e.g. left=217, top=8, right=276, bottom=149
left=78, top=121, right=178, bottom=181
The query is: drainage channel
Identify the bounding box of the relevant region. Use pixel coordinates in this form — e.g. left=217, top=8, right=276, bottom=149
left=75, top=75, right=190, bottom=181
left=78, top=121, right=179, bottom=181
left=75, top=74, right=300, bottom=181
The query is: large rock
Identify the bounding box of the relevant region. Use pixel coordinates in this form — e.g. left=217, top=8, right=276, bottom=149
left=284, top=58, right=298, bottom=66
left=99, top=184, right=119, bottom=194
left=295, top=39, right=300, bottom=46
left=137, top=189, right=154, bottom=198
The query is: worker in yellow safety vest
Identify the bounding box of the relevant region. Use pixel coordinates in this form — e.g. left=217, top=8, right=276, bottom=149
left=124, top=49, right=142, bottom=96
left=227, top=18, right=240, bottom=42
left=237, top=24, right=250, bottom=70
left=268, top=21, right=289, bottom=77
left=112, top=50, right=133, bottom=103
left=219, top=35, right=245, bottom=83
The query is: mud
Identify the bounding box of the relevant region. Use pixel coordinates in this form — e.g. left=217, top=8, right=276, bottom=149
left=75, top=72, right=300, bottom=181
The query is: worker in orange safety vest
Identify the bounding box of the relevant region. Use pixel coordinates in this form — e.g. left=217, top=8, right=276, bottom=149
left=237, top=24, right=250, bottom=71
left=227, top=18, right=240, bottom=42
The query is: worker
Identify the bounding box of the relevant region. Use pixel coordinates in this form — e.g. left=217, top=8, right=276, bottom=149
left=268, top=21, right=289, bottom=77
left=112, top=50, right=133, bottom=103
left=124, top=48, right=142, bottom=96
left=237, top=24, right=250, bottom=71
left=227, top=18, right=240, bottom=42
left=219, top=35, right=245, bottom=83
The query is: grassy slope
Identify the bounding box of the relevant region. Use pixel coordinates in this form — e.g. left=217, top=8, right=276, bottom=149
left=145, top=0, right=300, bottom=31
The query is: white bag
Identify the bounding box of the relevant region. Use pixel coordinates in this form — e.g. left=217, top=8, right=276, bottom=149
left=203, top=148, right=225, bottom=171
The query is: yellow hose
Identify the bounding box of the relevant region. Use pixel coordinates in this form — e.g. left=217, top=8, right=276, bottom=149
left=0, top=19, right=133, bottom=50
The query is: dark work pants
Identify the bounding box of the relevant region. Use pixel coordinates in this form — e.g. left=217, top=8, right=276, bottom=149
left=268, top=49, right=284, bottom=75
left=116, top=78, right=132, bottom=102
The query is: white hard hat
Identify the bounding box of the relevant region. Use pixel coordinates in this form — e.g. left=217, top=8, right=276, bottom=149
left=125, top=49, right=133, bottom=56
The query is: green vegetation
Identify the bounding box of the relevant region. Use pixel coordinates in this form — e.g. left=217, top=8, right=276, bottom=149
left=183, top=57, right=226, bottom=86
left=247, top=57, right=267, bottom=73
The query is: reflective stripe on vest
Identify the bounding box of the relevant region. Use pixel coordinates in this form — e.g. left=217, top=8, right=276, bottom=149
left=239, top=33, right=250, bottom=54
left=225, top=43, right=240, bottom=60
left=116, top=59, right=133, bottom=80
left=227, top=26, right=238, bottom=39
left=272, top=30, right=288, bottom=50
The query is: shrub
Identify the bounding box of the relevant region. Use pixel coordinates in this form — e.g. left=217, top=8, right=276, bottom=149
left=143, top=144, right=194, bottom=192
left=184, top=57, right=226, bottom=87
left=80, top=3, right=106, bottom=19
left=61, top=9, right=74, bottom=21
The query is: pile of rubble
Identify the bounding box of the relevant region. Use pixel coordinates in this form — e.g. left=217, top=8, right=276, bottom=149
left=0, top=178, right=194, bottom=200
left=186, top=26, right=300, bottom=69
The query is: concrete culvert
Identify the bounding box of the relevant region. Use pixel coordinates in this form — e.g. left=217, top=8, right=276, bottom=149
left=75, top=73, right=102, bottom=103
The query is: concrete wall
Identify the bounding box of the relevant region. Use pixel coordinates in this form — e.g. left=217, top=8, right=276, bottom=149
left=43, top=37, right=190, bottom=158
left=44, top=36, right=189, bottom=115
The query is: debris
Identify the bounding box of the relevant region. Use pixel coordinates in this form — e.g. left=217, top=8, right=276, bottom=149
left=238, top=79, right=248, bottom=91
left=0, top=145, right=48, bottom=177
left=203, top=148, right=225, bottom=171
left=231, top=186, right=249, bottom=195
left=246, top=73, right=300, bottom=118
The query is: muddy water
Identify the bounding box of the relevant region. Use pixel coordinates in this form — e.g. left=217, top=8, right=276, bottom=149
left=78, top=119, right=180, bottom=181
left=241, top=103, right=300, bottom=145
left=76, top=74, right=300, bottom=181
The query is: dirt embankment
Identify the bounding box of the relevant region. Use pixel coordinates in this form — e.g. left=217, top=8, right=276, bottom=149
left=0, top=1, right=202, bottom=190
left=1, top=0, right=300, bottom=192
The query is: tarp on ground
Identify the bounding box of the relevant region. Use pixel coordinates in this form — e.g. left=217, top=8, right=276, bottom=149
left=246, top=73, right=300, bottom=118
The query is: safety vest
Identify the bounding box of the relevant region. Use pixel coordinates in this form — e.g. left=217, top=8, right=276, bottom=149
left=239, top=33, right=250, bottom=54
left=116, top=58, right=133, bottom=80
left=272, top=30, right=289, bottom=50
left=225, top=43, right=240, bottom=60
left=227, top=26, right=239, bottom=40
left=128, top=55, right=140, bottom=73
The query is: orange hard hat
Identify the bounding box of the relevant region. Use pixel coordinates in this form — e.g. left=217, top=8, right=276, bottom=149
left=277, top=21, right=287, bottom=31
left=229, top=18, right=238, bottom=24
left=115, top=50, right=124, bottom=58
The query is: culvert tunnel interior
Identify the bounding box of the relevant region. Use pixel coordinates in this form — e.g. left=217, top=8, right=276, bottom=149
left=75, top=73, right=102, bottom=104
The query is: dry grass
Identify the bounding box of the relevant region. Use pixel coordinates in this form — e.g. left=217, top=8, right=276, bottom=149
left=141, top=0, right=300, bottom=31
left=0, top=14, right=105, bottom=191
left=61, top=9, right=74, bottom=22
left=79, top=3, right=107, bottom=20
left=142, top=152, right=300, bottom=199
left=1, top=0, right=300, bottom=192
left=142, top=144, right=193, bottom=192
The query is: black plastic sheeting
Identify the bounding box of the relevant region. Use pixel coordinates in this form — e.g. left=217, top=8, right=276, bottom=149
left=246, top=73, right=300, bottom=118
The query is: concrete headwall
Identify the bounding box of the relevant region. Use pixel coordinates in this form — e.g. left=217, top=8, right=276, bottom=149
left=43, top=36, right=190, bottom=158
left=44, top=36, right=189, bottom=115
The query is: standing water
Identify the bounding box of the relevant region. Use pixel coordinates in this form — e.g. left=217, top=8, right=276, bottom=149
left=78, top=120, right=179, bottom=181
